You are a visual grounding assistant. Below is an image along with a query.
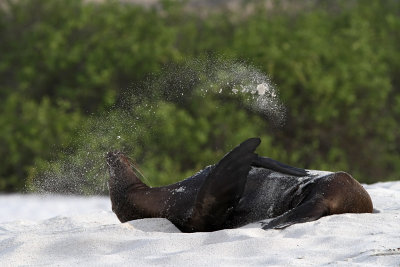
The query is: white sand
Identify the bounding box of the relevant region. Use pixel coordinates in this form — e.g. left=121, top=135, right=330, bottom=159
left=1, top=182, right=399, bottom=266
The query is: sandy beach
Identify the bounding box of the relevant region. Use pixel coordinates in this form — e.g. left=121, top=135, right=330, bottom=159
left=1, top=182, right=399, bottom=266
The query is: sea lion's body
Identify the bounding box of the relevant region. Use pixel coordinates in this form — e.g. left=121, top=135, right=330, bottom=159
left=107, top=138, right=373, bottom=232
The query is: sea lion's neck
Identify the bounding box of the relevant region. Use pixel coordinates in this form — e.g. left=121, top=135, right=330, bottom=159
left=125, top=176, right=148, bottom=191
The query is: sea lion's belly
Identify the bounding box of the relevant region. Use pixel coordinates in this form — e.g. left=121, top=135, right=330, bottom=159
left=226, top=167, right=318, bottom=227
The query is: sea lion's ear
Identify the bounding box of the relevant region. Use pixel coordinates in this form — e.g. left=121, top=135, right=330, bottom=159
left=183, top=138, right=260, bottom=232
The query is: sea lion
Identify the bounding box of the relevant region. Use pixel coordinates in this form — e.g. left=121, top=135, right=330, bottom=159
left=106, top=138, right=373, bottom=232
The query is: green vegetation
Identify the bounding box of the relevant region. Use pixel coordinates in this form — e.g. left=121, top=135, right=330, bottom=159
left=1, top=0, right=399, bottom=193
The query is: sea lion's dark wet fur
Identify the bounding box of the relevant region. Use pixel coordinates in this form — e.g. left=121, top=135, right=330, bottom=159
left=106, top=138, right=373, bottom=232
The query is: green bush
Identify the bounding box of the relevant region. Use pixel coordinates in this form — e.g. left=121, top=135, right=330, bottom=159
left=1, top=0, right=400, bottom=193
left=0, top=94, right=83, bottom=191
left=229, top=1, right=400, bottom=182
left=0, top=0, right=179, bottom=112
left=28, top=60, right=286, bottom=194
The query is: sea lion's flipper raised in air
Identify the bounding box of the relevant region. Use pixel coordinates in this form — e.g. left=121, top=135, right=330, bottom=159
left=252, top=156, right=308, bottom=177
left=182, top=138, right=260, bottom=232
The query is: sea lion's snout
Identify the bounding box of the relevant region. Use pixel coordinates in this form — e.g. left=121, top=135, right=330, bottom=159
left=106, top=151, right=122, bottom=167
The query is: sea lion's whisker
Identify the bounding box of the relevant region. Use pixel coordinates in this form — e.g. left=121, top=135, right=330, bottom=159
left=125, top=156, right=152, bottom=186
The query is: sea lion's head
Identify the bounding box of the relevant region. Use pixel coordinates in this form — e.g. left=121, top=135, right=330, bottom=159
left=107, top=151, right=135, bottom=185
left=106, top=151, right=148, bottom=190
left=106, top=151, right=149, bottom=222
left=106, top=151, right=125, bottom=175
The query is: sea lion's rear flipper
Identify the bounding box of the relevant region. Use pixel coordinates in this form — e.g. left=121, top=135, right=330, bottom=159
left=262, top=197, right=328, bottom=230
left=252, top=156, right=308, bottom=177
left=183, top=138, right=261, bottom=232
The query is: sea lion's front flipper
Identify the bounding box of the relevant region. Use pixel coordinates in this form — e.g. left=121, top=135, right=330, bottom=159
left=262, top=197, right=328, bottom=230
left=183, top=138, right=260, bottom=232
left=252, top=156, right=308, bottom=177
